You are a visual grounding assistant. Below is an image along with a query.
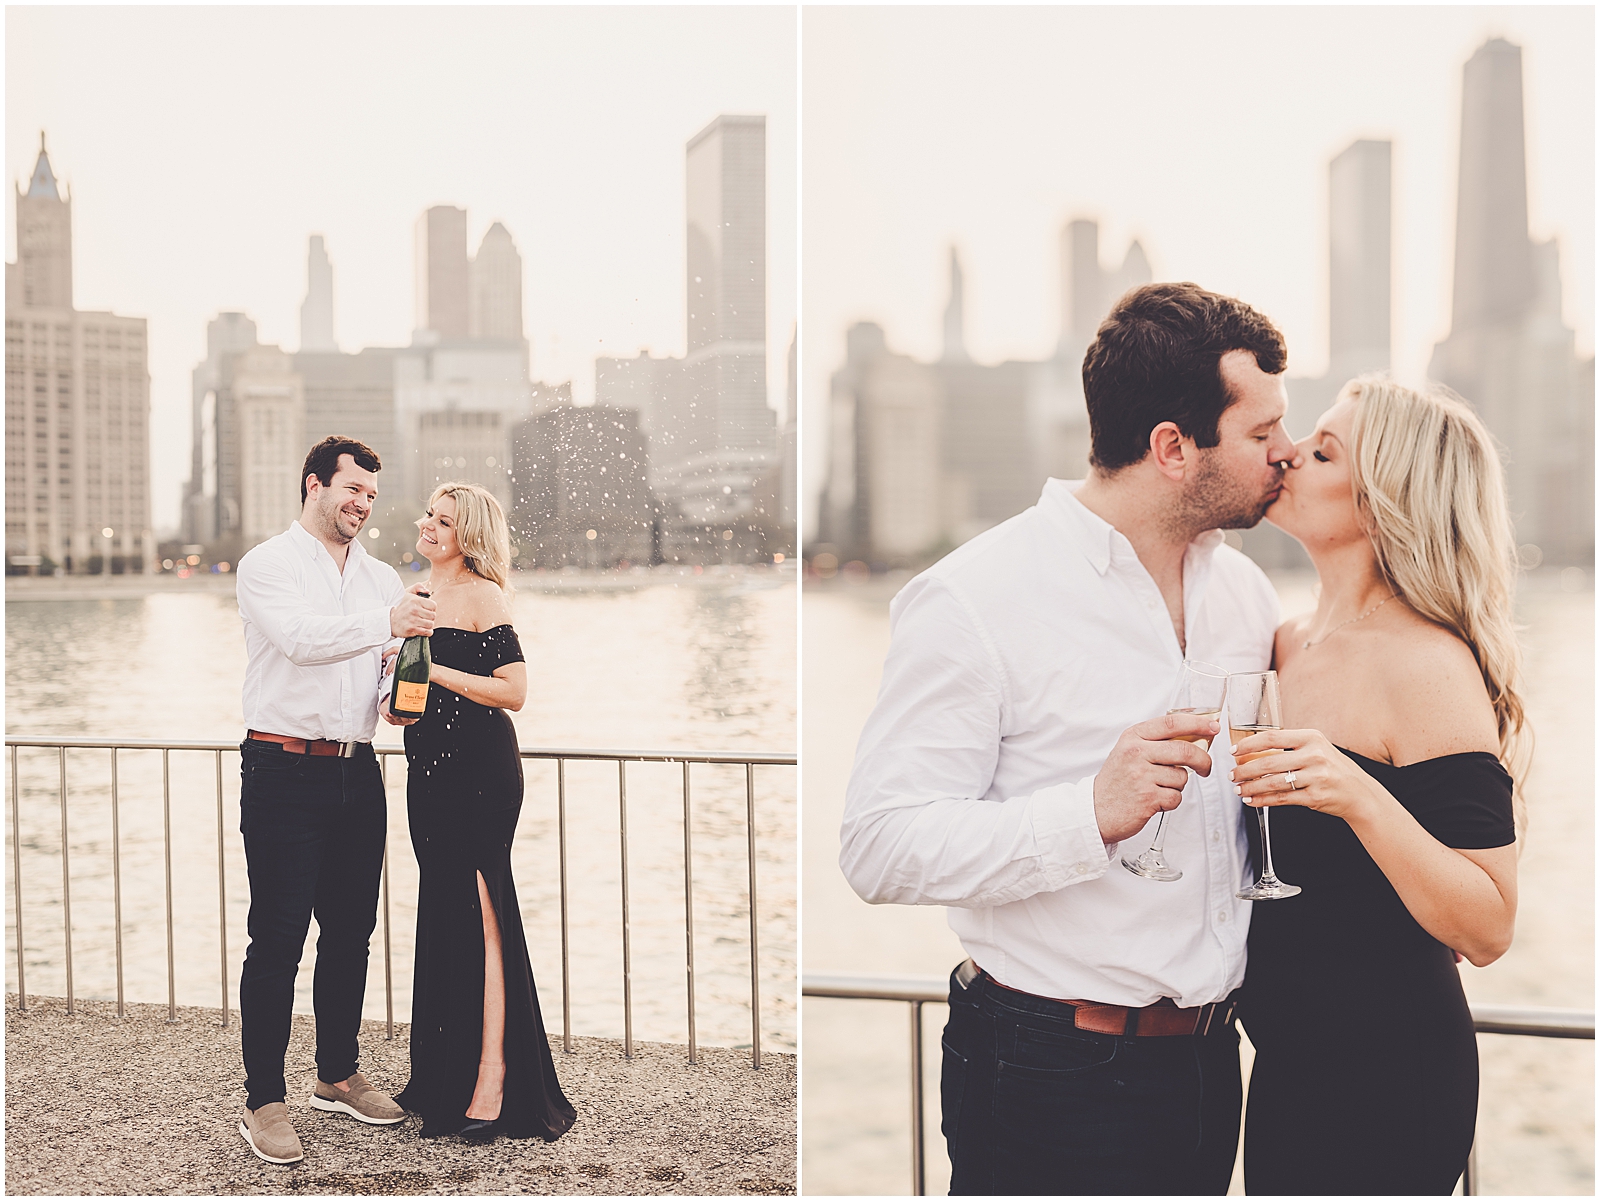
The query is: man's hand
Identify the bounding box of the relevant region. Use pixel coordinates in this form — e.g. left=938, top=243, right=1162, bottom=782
left=1092, top=712, right=1219, bottom=845
left=390, top=583, right=436, bottom=638
left=380, top=708, right=419, bottom=726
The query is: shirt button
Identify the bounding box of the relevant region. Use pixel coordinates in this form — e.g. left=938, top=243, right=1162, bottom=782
left=1211, top=830, right=1220, bottom=843
left=1217, top=911, right=1229, bottom=923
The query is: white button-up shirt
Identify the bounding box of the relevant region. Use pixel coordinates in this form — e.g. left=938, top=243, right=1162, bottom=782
left=236, top=521, right=404, bottom=744
left=839, top=479, right=1280, bottom=1007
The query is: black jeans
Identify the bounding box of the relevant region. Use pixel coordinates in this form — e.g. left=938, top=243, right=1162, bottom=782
left=238, top=740, right=386, bottom=1110
left=941, top=964, right=1242, bottom=1196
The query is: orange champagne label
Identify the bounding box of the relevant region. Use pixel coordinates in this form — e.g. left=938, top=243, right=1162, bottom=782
left=395, top=681, right=429, bottom=713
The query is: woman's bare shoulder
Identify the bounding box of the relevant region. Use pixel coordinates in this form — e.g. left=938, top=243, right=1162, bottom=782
left=1370, top=611, right=1499, bottom=762
left=465, top=576, right=515, bottom=631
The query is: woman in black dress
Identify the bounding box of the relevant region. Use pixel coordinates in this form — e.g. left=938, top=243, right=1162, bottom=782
left=382, top=482, right=575, bottom=1143
left=1228, top=379, right=1525, bottom=1195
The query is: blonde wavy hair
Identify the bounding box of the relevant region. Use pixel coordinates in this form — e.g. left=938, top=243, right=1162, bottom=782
left=419, top=482, right=513, bottom=591
left=1343, top=376, right=1531, bottom=831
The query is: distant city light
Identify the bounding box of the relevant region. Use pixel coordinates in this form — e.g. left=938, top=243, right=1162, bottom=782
left=585, top=529, right=598, bottom=540
left=101, top=526, right=113, bottom=538
left=161, top=559, right=174, bottom=570
left=773, top=553, right=785, bottom=564
left=367, top=528, right=380, bottom=539
left=186, top=554, right=200, bottom=566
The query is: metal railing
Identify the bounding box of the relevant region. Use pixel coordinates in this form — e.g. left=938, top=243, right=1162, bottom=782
left=803, top=972, right=1596, bottom=1196
left=5, top=736, right=794, bottom=1069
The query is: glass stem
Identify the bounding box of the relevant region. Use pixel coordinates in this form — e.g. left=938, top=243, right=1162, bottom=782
left=1257, top=807, right=1277, bottom=879
left=1148, top=809, right=1169, bottom=855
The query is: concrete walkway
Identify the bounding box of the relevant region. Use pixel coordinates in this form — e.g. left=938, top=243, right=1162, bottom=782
left=5, top=995, right=795, bottom=1196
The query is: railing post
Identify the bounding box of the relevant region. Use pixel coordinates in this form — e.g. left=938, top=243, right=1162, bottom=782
left=380, top=753, right=393, bottom=1041
left=1463, top=1138, right=1477, bottom=1195
left=58, top=747, right=73, bottom=1014
left=111, top=748, right=123, bottom=1018
left=682, top=759, right=698, bottom=1065
left=745, top=761, right=761, bottom=1069
left=11, top=744, right=25, bottom=1011
left=558, top=758, right=571, bottom=1054
left=216, top=749, right=228, bottom=1027
left=162, top=748, right=176, bottom=1023
left=618, top=759, right=632, bottom=1059
left=910, top=999, right=926, bottom=1196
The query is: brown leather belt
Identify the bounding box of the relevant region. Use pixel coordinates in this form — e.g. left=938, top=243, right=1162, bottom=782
left=969, top=960, right=1237, bottom=1037
left=247, top=730, right=362, bottom=758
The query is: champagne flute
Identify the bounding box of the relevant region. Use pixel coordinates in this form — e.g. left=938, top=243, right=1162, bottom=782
left=1226, top=670, right=1302, bottom=900
left=1122, top=660, right=1228, bottom=882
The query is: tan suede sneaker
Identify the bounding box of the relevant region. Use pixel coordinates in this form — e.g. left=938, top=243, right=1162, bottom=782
left=310, top=1071, right=405, bottom=1125
left=240, top=1102, right=305, bottom=1164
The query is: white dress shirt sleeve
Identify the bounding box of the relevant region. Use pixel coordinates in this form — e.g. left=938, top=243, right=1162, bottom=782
left=236, top=549, right=394, bottom=668
left=839, top=576, right=1111, bottom=909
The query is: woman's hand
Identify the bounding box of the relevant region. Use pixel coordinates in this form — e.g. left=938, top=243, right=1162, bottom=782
left=1230, top=728, right=1389, bottom=824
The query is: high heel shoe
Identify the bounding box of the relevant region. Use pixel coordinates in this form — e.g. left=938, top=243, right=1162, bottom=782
left=458, top=1116, right=502, bottom=1142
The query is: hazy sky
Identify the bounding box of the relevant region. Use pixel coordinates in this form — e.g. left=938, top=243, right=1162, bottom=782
left=6, top=6, right=798, bottom=533
left=802, top=6, right=1595, bottom=526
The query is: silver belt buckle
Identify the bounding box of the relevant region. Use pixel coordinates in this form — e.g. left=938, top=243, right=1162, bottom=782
left=338, top=741, right=357, bottom=758
left=954, top=957, right=980, bottom=990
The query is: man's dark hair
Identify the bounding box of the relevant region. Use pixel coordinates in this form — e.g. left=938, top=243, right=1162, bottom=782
left=1081, top=282, right=1287, bottom=473
left=301, top=436, right=382, bottom=504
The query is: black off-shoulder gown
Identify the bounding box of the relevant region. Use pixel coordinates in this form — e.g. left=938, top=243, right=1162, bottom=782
left=1239, top=750, right=1514, bottom=1195
left=394, top=625, right=576, bottom=1141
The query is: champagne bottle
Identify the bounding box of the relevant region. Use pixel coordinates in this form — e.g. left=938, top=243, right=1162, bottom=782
left=388, top=592, right=432, bottom=719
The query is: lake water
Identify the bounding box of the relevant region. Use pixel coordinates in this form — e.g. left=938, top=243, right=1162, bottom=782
left=5, top=566, right=797, bottom=1054
left=801, top=569, right=1593, bottom=1196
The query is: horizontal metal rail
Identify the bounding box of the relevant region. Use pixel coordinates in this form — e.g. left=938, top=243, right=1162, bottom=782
left=803, top=973, right=1595, bottom=1196
left=3, top=736, right=795, bottom=766
left=5, top=735, right=793, bottom=1069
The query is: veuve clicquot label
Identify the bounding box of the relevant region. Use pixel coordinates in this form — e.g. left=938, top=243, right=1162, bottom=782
left=388, top=604, right=433, bottom=718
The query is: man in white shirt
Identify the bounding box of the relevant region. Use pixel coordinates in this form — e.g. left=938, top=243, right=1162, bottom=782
left=233, top=436, right=436, bottom=1165
left=840, top=283, right=1300, bottom=1194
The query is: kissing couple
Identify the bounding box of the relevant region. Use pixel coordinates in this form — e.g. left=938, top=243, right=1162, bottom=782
left=231, top=436, right=576, bottom=1164
left=841, top=282, right=1524, bottom=1195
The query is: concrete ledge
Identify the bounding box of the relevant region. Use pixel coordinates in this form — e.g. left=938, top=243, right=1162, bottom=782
left=5, top=996, right=795, bottom=1196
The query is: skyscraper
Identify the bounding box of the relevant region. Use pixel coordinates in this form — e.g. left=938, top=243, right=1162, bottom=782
left=1449, top=39, right=1536, bottom=331
left=941, top=247, right=970, bottom=362
left=299, top=235, right=336, bottom=352
left=1430, top=37, right=1594, bottom=563
left=1328, top=140, right=1391, bottom=381
left=469, top=221, right=524, bottom=342
left=11, top=134, right=72, bottom=310
left=5, top=137, right=154, bottom=575
left=657, top=114, right=776, bottom=560
left=413, top=206, right=470, bottom=340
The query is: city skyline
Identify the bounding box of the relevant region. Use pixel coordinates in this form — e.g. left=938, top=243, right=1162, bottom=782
left=802, top=6, right=1594, bottom=527
left=4, top=6, right=798, bottom=533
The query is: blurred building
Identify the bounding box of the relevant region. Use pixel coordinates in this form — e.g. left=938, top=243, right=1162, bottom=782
left=182, top=311, right=257, bottom=546
left=509, top=403, right=653, bottom=568
left=5, top=136, right=155, bottom=575
left=818, top=222, right=1148, bottom=566
left=1429, top=37, right=1594, bottom=565
left=594, top=114, right=781, bottom=564
left=299, top=234, right=337, bottom=352
left=398, top=209, right=532, bottom=516
left=470, top=222, right=524, bottom=342
left=414, top=205, right=470, bottom=341
left=233, top=346, right=306, bottom=547
left=1249, top=137, right=1394, bottom=570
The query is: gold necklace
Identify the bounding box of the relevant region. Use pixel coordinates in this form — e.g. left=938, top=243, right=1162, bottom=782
left=1302, top=592, right=1395, bottom=650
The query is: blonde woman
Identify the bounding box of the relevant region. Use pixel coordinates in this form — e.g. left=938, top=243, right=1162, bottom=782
left=383, top=483, right=575, bottom=1143
left=1231, top=379, right=1524, bottom=1194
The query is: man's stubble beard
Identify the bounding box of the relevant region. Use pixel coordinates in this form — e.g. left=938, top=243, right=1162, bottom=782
left=315, top=490, right=361, bottom=545
left=1168, top=449, right=1279, bottom=539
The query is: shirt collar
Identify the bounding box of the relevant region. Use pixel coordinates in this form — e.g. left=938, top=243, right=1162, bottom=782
left=287, top=518, right=368, bottom=571
left=1038, top=478, right=1227, bottom=577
